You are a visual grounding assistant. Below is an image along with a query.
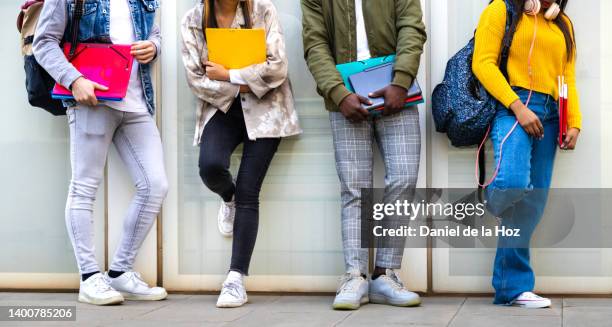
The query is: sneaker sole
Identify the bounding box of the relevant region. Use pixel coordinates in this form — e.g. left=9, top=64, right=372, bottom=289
left=218, top=229, right=233, bottom=238
left=216, top=298, right=248, bottom=308
left=332, top=295, right=369, bottom=310
left=513, top=301, right=552, bottom=309
left=120, top=290, right=168, bottom=301
left=218, top=202, right=235, bottom=238
left=78, top=293, right=124, bottom=306
left=369, top=293, right=421, bottom=307
left=218, top=219, right=233, bottom=238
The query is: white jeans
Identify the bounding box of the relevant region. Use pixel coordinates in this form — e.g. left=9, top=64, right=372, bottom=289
left=66, top=105, right=168, bottom=274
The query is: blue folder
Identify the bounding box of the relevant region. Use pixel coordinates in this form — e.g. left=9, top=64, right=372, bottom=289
left=335, top=55, right=396, bottom=92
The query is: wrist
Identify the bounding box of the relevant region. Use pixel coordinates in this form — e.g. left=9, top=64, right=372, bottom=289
left=390, top=84, right=408, bottom=92
left=70, top=76, right=84, bottom=91
left=330, top=84, right=353, bottom=107
left=391, top=70, right=413, bottom=90
left=149, top=41, right=158, bottom=59
left=509, top=100, right=525, bottom=114
left=222, top=70, right=230, bottom=82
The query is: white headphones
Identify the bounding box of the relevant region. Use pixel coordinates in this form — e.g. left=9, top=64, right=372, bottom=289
left=524, top=0, right=561, bottom=20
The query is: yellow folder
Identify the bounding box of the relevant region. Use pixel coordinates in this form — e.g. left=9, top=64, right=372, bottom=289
left=206, top=28, right=267, bottom=69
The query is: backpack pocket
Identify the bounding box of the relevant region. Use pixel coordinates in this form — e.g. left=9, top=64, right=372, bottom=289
left=24, top=55, right=66, bottom=116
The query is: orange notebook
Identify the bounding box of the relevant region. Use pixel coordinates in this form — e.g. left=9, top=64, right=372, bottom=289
left=205, top=28, right=266, bottom=69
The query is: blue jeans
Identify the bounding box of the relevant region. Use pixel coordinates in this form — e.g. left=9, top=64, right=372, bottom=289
left=485, top=89, right=559, bottom=305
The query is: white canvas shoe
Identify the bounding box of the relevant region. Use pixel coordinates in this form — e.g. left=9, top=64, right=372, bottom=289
left=216, top=271, right=248, bottom=308
left=218, top=197, right=236, bottom=237
left=105, top=271, right=167, bottom=301
left=78, top=273, right=124, bottom=306
left=511, top=292, right=552, bottom=308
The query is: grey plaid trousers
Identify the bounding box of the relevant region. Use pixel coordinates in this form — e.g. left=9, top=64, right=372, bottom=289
left=330, top=108, right=421, bottom=274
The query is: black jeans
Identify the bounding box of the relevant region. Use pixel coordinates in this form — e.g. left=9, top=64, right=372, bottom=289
left=199, top=99, right=281, bottom=275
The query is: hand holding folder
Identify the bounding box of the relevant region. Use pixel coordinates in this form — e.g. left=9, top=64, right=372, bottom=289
left=336, top=56, right=423, bottom=114
left=348, top=63, right=423, bottom=111
left=52, top=43, right=133, bottom=102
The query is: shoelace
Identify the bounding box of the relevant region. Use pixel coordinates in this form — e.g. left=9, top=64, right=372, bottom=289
left=126, top=272, right=149, bottom=288
left=520, top=292, right=544, bottom=300
left=222, top=202, right=236, bottom=222
left=383, top=271, right=406, bottom=291
left=92, top=275, right=113, bottom=292
left=337, top=274, right=362, bottom=294
left=221, top=281, right=243, bottom=298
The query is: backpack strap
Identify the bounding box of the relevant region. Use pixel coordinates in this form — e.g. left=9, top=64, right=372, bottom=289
left=499, top=0, right=519, bottom=80
left=17, top=10, right=25, bottom=33
left=69, top=0, right=84, bottom=58
left=477, top=0, right=519, bottom=188
left=478, top=144, right=486, bottom=189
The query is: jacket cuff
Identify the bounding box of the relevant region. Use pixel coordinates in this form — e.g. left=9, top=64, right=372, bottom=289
left=501, top=94, right=520, bottom=109
left=149, top=38, right=161, bottom=61
left=229, top=69, right=248, bottom=85
left=329, top=84, right=352, bottom=107
left=61, top=68, right=83, bottom=90
left=391, top=71, right=413, bottom=90
left=239, top=67, right=271, bottom=99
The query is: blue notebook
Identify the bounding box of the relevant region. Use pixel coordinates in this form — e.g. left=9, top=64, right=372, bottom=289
left=348, top=63, right=423, bottom=111
left=335, top=55, right=396, bottom=92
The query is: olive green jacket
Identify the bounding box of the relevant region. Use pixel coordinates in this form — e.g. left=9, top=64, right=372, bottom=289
left=301, top=0, right=427, bottom=111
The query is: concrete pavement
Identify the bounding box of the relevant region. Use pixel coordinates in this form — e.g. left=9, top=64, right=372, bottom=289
left=1, top=293, right=612, bottom=326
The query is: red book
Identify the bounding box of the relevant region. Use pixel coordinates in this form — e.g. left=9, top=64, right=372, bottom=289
left=52, top=43, right=133, bottom=101
left=559, top=83, right=568, bottom=147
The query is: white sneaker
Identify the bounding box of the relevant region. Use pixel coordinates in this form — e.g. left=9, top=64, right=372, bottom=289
left=332, top=270, right=369, bottom=310
left=369, top=269, right=421, bottom=307
left=78, top=273, right=124, bottom=306
left=105, top=271, right=167, bottom=301
left=511, top=292, right=552, bottom=308
left=216, top=271, right=248, bottom=308
left=218, top=197, right=236, bottom=237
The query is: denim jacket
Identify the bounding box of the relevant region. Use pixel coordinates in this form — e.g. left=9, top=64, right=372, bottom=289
left=33, top=0, right=161, bottom=115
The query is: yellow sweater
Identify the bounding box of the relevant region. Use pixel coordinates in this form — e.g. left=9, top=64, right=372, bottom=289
left=473, top=0, right=581, bottom=129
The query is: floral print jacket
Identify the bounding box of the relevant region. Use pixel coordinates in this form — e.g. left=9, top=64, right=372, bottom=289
left=181, top=0, right=302, bottom=145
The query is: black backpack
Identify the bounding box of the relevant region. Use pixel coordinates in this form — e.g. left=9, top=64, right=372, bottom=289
left=17, top=0, right=84, bottom=116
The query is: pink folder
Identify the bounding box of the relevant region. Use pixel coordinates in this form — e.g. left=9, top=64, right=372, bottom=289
left=52, top=43, right=133, bottom=101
